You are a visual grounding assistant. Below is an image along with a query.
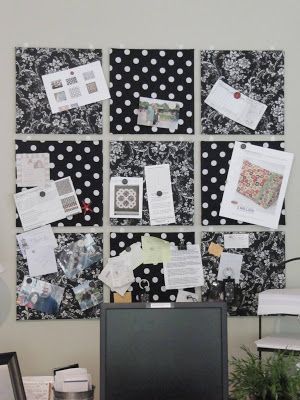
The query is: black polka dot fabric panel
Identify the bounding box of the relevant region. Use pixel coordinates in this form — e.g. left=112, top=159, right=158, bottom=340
left=15, top=140, right=103, bottom=227
left=16, top=47, right=103, bottom=134
left=110, top=232, right=195, bottom=302
left=201, top=50, right=284, bottom=135
left=17, top=233, right=103, bottom=320
left=110, top=141, right=194, bottom=226
left=109, top=48, right=194, bottom=134
left=200, top=141, right=286, bottom=226
left=201, top=231, right=285, bottom=316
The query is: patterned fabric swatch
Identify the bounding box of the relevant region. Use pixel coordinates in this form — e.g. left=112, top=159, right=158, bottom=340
left=15, top=140, right=103, bottom=227
left=200, top=141, right=286, bottom=225
left=16, top=233, right=103, bottom=320
left=16, top=47, right=103, bottom=134
left=110, top=141, right=194, bottom=226
left=110, top=48, right=194, bottom=134
left=237, top=160, right=283, bottom=209
left=201, top=50, right=284, bottom=135
left=110, top=232, right=195, bottom=302
left=201, top=231, right=285, bottom=316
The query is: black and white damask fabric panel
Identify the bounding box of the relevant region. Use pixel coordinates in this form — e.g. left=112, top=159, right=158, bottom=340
left=16, top=233, right=103, bottom=320
left=110, top=141, right=194, bottom=226
left=201, top=141, right=286, bottom=226
left=16, top=47, right=103, bottom=134
left=110, top=232, right=195, bottom=302
left=201, top=50, right=284, bottom=135
left=201, top=231, right=285, bottom=316
left=15, top=140, right=103, bottom=227
left=109, top=49, right=194, bottom=134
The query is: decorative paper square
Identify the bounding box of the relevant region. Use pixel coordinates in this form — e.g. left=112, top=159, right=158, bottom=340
left=16, top=233, right=103, bottom=320
left=110, top=141, right=194, bottom=226
left=201, top=50, right=284, bottom=135
left=16, top=47, right=104, bottom=134
left=201, top=231, right=285, bottom=316
left=110, top=48, right=194, bottom=134
left=109, top=232, right=195, bottom=302
left=15, top=140, right=103, bottom=227
left=200, top=141, right=286, bottom=226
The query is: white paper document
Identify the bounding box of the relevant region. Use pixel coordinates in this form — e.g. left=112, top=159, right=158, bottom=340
left=219, top=142, right=294, bottom=229
left=176, top=289, right=198, bottom=302
left=224, top=233, right=249, bottom=249
left=54, top=369, right=91, bottom=393
left=14, top=177, right=81, bottom=231
left=110, top=177, right=143, bottom=219
left=163, top=244, right=204, bottom=290
left=119, top=242, right=143, bottom=271
left=17, top=225, right=57, bottom=258
left=23, top=376, right=54, bottom=400
left=205, top=79, right=267, bottom=130
left=145, top=164, right=175, bottom=226
left=42, top=61, right=110, bottom=114
left=99, top=256, right=135, bottom=296
left=217, top=252, right=243, bottom=284
left=16, top=153, right=50, bottom=188
left=26, top=246, right=58, bottom=277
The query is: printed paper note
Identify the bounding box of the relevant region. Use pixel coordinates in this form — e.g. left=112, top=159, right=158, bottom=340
left=16, top=153, right=50, bottom=188
left=17, top=225, right=57, bottom=258
left=217, top=252, right=243, bottom=284
left=142, top=235, right=171, bottom=264
left=224, top=233, right=249, bottom=249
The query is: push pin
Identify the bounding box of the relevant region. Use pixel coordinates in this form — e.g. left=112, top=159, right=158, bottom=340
left=26, top=278, right=32, bottom=284
left=125, top=246, right=131, bottom=252
left=234, top=92, right=241, bottom=99
left=157, top=190, right=162, bottom=196
left=122, top=179, right=128, bottom=185
left=240, top=143, right=246, bottom=150
left=40, top=191, right=46, bottom=197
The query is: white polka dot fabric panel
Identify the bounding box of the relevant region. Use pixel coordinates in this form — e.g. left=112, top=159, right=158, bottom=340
left=109, top=49, right=194, bottom=134
left=201, top=50, right=284, bottom=135
left=15, top=140, right=103, bottom=227
left=110, top=232, right=195, bottom=302
left=200, top=141, right=286, bottom=226
left=110, top=141, right=194, bottom=226
left=17, top=233, right=103, bottom=320
left=201, top=231, right=285, bottom=316
left=16, top=47, right=103, bottom=134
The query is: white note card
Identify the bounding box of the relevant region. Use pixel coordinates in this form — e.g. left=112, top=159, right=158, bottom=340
left=224, top=234, right=249, bottom=249
left=26, top=245, right=58, bottom=277
left=217, top=252, right=243, bottom=284
left=17, top=225, right=57, bottom=258
left=205, top=79, right=267, bottom=130
left=42, top=61, right=110, bottom=114
left=16, top=153, right=50, bottom=188
left=14, top=177, right=81, bottom=231
left=145, top=164, right=175, bottom=226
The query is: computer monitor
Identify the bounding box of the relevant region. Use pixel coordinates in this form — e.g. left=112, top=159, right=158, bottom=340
left=100, top=302, right=228, bottom=400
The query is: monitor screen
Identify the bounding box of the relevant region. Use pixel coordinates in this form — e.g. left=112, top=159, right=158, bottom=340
left=101, top=302, right=228, bottom=400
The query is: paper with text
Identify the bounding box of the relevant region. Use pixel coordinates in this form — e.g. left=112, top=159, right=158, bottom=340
left=23, top=376, right=54, bottom=400
left=16, top=153, right=50, bottom=188
left=224, top=233, right=249, bottom=249
left=217, top=252, right=243, bottom=284
left=17, top=225, right=57, bottom=258
left=145, top=164, right=175, bottom=226
left=205, top=80, right=267, bottom=130
left=163, top=244, right=204, bottom=290
left=119, top=242, right=143, bottom=271
left=176, top=289, right=198, bottom=302
left=26, top=246, right=58, bottom=277
left=42, top=61, right=110, bottom=114
left=142, top=235, right=171, bottom=264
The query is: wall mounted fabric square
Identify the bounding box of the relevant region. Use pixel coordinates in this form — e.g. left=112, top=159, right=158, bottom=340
left=110, top=232, right=195, bottom=302
left=16, top=233, right=103, bottom=320
left=110, top=141, right=194, bottom=226
left=16, top=47, right=104, bottom=134
left=200, top=141, right=285, bottom=226
left=201, top=50, right=284, bottom=135
left=15, top=140, right=103, bottom=227
left=201, top=231, right=285, bottom=316
left=109, top=49, right=194, bottom=134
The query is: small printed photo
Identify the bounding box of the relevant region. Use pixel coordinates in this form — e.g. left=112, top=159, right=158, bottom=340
left=51, top=79, right=63, bottom=89
left=110, top=177, right=143, bottom=219
left=83, top=70, right=95, bottom=81
left=86, top=82, right=98, bottom=94
left=137, top=96, right=182, bottom=131
left=73, top=281, right=103, bottom=311
left=66, top=76, right=78, bottom=85
left=54, top=91, right=67, bottom=103
left=17, top=276, right=64, bottom=315
left=56, top=234, right=102, bottom=280
left=69, top=86, right=81, bottom=99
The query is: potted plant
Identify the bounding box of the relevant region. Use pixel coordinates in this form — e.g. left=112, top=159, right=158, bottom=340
left=230, top=346, right=300, bottom=400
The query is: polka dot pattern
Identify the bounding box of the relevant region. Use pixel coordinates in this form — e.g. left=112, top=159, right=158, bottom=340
left=15, top=140, right=103, bottom=226
left=110, top=49, right=194, bottom=134
left=200, top=141, right=286, bottom=225
left=110, top=232, right=195, bottom=302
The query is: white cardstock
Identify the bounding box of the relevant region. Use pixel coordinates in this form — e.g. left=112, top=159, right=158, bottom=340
left=224, top=233, right=249, bottom=249
left=16, top=153, right=50, bottom=188
left=217, top=252, right=243, bottom=284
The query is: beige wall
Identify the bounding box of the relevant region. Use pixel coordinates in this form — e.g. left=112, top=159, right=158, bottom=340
left=1, top=1, right=300, bottom=399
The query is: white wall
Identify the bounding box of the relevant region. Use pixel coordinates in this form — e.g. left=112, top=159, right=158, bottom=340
left=1, top=1, right=300, bottom=399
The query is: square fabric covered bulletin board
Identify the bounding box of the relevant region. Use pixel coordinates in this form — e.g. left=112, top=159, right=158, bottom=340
left=201, top=50, right=284, bottom=135
left=16, top=47, right=104, bottom=134
left=110, top=49, right=194, bottom=134
left=110, top=141, right=194, bottom=226
left=16, top=233, right=103, bottom=320
left=15, top=140, right=103, bottom=227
